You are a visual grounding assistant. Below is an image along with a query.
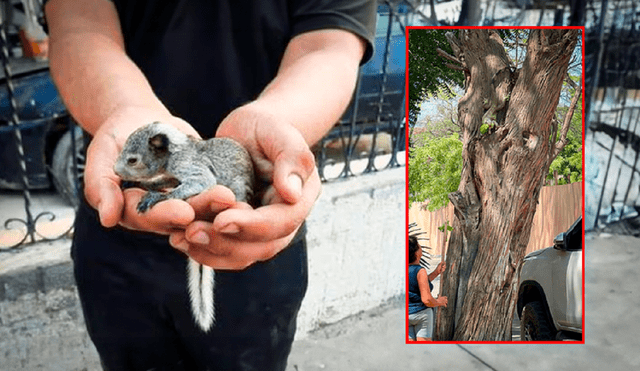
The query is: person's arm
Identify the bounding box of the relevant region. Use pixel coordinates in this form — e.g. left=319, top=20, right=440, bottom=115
left=46, top=0, right=211, bottom=232
left=417, top=268, right=448, bottom=308
left=169, top=29, right=367, bottom=269
left=428, top=261, right=446, bottom=282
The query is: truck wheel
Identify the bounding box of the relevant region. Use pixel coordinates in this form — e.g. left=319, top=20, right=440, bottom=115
left=52, top=126, right=85, bottom=208
left=520, top=301, right=555, bottom=341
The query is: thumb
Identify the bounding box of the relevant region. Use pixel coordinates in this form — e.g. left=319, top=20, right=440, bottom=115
left=272, top=147, right=316, bottom=204
left=95, top=179, right=124, bottom=227
left=84, top=135, right=124, bottom=227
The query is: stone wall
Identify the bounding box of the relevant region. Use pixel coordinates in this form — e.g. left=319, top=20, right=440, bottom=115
left=0, top=167, right=406, bottom=369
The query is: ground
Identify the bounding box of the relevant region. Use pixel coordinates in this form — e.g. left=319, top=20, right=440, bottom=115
left=286, top=232, right=639, bottom=371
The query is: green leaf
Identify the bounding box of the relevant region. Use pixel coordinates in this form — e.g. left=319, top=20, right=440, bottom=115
left=409, top=134, right=463, bottom=210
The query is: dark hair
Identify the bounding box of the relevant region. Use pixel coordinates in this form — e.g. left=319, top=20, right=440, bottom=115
left=408, top=235, right=420, bottom=264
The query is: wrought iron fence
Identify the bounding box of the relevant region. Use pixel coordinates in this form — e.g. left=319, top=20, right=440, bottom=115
left=0, top=0, right=414, bottom=249
left=315, top=0, right=412, bottom=181
left=0, top=0, right=632, bottom=248
left=583, top=0, right=640, bottom=231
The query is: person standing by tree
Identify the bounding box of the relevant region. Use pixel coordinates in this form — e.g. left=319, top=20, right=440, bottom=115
left=418, top=28, right=580, bottom=341
left=408, top=235, right=448, bottom=341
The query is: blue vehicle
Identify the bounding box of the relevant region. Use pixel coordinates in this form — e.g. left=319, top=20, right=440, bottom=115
left=340, top=2, right=409, bottom=128
left=0, top=65, right=81, bottom=205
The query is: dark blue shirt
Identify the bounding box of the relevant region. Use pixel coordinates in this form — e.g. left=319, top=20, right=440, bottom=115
left=408, top=264, right=433, bottom=314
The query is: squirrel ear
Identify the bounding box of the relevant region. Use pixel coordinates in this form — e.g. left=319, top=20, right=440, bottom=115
left=149, top=133, right=170, bottom=155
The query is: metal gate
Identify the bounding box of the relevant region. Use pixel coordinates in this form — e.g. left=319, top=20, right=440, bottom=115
left=584, top=0, right=640, bottom=230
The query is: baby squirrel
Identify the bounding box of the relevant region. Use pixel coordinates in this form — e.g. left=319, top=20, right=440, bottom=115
left=114, top=121, right=254, bottom=332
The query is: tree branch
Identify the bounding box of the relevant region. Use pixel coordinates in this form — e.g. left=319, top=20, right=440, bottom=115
left=564, top=73, right=578, bottom=90
left=437, top=47, right=463, bottom=65
left=553, top=80, right=582, bottom=159
left=445, top=62, right=466, bottom=71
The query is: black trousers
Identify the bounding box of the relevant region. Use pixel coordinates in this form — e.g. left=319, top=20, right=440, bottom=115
left=72, top=201, right=308, bottom=371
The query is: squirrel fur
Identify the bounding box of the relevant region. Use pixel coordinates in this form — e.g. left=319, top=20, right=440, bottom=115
left=113, top=121, right=254, bottom=331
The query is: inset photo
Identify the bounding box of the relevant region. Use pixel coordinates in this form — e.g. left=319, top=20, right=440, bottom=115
left=407, top=27, right=584, bottom=343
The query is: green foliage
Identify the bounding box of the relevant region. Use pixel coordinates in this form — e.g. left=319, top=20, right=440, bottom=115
left=408, top=29, right=465, bottom=127
left=438, top=220, right=454, bottom=244
left=409, top=134, right=463, bottom=210
left=479, top=122, right=496, bottom=135
left=550, top=81, right=582, bottom=185
left=548, top=134, right=582, bottom=185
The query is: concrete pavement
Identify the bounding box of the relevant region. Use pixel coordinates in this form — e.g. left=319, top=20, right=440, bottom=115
left=2, top=188, right=638, bottom=370
left=286, top=233, right=639, bottom=371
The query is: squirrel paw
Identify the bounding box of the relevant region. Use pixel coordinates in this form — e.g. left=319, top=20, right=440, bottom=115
left=137, top=192, right=166, bottom=213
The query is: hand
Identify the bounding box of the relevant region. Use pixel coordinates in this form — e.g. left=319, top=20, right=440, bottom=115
left=436, top=261, right=446, bottom=276
left=168, top=102, right=321, bottom=270
left=437, top=296, right=448, bottom=308
left=83, top=106, right=201, bottom=234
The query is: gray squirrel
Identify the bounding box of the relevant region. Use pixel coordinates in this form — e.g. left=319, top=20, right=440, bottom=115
left=113, top=121, right=254, bottom=331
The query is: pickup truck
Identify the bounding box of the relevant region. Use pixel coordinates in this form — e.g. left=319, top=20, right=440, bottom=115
left=517, top=216, right=583, bottom=341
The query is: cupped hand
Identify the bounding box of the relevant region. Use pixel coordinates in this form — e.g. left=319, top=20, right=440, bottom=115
left=83, top=107, right=201, bottom=234
left=438, top=296, right=448, bottom=308
left=168, top=102, right=321, bottom=269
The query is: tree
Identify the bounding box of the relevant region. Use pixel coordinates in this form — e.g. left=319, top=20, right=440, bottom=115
left=408, top=30, right=465, bottom=127
left=428, top=29, right=581, bottom=341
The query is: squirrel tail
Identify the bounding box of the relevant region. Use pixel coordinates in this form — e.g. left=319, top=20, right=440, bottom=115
left=187, top=259, right=215, bottom=332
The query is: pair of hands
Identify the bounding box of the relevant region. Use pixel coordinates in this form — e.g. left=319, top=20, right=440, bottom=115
left=84, top=103, right=320, bottom=270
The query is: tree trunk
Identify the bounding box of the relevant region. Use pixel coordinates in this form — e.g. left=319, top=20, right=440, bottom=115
left=434, top=29, right=579, bottom=341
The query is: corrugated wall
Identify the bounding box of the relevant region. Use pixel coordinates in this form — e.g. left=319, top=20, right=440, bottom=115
left=409, top=182, right=583, bottom=257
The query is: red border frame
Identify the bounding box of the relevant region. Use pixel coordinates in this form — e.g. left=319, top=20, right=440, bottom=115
left=404, top=26, right=586, bottom=345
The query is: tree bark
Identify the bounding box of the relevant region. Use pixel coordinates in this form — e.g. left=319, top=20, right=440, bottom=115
left=434, top=29, right=579, bottom=341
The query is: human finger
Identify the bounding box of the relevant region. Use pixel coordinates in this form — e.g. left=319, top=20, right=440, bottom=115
left=211, top=169, right=320, bottom=242
left=180, top=221, right=297, bottom=270
left=186, top=185, right=238, bottom=221
left=255, top=122, right=316, bottom=203
left=119, top=188, right=195, bottom=234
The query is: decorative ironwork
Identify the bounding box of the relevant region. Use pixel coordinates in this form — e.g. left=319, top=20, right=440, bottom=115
left=0, top=0, right=623, bottom=248
left=316, top=0, right=408, bottom=181
left=584, top=0, right=640, bottom=231
left=0, top=3, right=73, bottom=250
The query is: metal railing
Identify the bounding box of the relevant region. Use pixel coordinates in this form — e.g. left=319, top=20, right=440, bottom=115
left=0, top=0, right=414, bottom=249
left=584, top=0, right=640, bottom=231
left=0, top=0, right=632, bottom=248
left=315, top=0, right=411, bottom=181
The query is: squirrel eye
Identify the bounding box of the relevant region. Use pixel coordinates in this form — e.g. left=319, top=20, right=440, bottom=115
left=127, top=157, right=137, bottom=165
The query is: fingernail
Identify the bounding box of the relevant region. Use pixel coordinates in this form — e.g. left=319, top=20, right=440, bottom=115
left=220, top=223, right=240, bottom=234
left=191, top=231, right=210, bottom=245
left=288, top=174, right=303, bottom=197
